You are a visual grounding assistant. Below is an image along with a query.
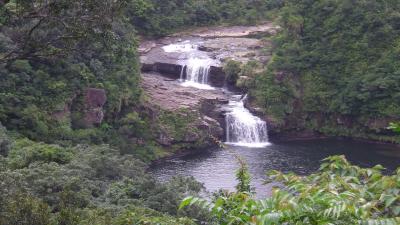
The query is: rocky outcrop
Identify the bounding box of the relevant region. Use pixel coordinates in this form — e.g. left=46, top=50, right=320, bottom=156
left=141, top=72, right=228, bottom=111
left=152, top=63, right=183, bottom=79
left=198, top=116, right=224, bottom=138
left=142, top=72, right=227, bottom=147
left=80, top=88, right=107, bottom=128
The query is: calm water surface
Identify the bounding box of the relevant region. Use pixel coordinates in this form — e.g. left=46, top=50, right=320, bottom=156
left=151, top=139, right=400, bottom=198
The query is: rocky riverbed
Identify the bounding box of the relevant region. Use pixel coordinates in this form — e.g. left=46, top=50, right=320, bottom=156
left=139, top=23, right=279, bottom=151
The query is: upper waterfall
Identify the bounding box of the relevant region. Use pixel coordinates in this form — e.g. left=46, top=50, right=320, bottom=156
left=181, top=57, right=214, bottom=90
left=162, top=41, right=215, bottom=90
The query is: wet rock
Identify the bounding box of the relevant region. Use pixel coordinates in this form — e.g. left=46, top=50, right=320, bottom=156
left=198, top=116, right=224, bottom=139
left=209, top=66, right=226, bottom=87
left=154, top=63, right=183, bottom=79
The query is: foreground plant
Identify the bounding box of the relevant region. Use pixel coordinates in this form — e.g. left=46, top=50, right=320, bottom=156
left=180, top=155, right=400, bottom=225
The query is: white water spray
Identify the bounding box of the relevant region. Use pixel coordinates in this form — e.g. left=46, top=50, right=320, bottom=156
left=180, top=57, right=214, bottom=90
left=162, top=41, right=197, bottom=53
left=225, top=95, right=270, bottom=148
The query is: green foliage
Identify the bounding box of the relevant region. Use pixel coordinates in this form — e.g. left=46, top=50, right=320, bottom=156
left=157, top=109, right=199, bottom=143
left=223, top=60, right=242, bottom=85
left=253, top=0, right=400, bottom=141
left=0, top=0, right=141, bottom=145
left=0, top=140, right=202, bottom=224
left=0, top=123, right=12, bottom=156
left=388, top=122, right=400, bottom=133
left=235, top=157, right=252, bottom=193
left=0, top=193, right=51, bottom=225
left=7, top=139, right=74, bottom=169
left=127, top=0, right=277, bottom=37
left=181, top=156, right=400, bottom=225
left=113, top=207, right=195, bottom=225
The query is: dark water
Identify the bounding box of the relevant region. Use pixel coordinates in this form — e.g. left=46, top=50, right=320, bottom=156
left=151, top=139, right=400, bottom=198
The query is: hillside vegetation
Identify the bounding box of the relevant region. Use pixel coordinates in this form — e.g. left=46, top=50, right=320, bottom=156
left=0, top=0, right=273, bottom=224
left=251, top=0, right=400, bottom=142
left=1, top=0, right=399, bottom=224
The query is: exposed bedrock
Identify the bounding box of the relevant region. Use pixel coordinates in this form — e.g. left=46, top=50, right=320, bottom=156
left=141, top=62, right=226, bottom=87
left=141, top=72, right=228, bottom=147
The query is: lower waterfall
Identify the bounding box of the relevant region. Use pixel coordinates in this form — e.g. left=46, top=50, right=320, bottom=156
left=225, top=95, right=270, bottom=147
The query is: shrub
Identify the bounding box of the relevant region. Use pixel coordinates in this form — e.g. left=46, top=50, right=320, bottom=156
left=223, top=60, right=242, bottom=85
left=7, top=139, right=74, bottom=169
left=181, top=155, right=400, bottom=225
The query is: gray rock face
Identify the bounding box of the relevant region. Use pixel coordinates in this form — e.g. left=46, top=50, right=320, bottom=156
left=82, top=88, right=107, bottom=128
left=198, top=116, right=224, bottom=138
left=141, top=72, right=228, bottom=111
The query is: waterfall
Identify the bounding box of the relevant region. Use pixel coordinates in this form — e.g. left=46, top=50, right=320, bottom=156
left=162, top=40, right=215, bottom=89
left=225, top=95, right=270, bottom=148
left=161, top=40, right=269, bottom=146
left=180, top=57, right=214, bottom=90
left=163, top=42, right=197, bottom=53
left=179, top=65, right=186, bottom=81
left=186, top=58, right=212, bottom=84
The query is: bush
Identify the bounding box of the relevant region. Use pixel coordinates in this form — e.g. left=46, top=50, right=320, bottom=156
left=7, top=139, right=74, bottom=169
left=181, top=155, right=400, bottom=225
left=0, top=193, right=51, bottom=225
left=223, top=60, right=242, bottom=85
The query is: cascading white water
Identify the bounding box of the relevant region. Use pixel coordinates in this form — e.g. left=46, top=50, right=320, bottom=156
left=162, top=40, right=215, bottom=89
left=162, top=40, right=270, bottom=147
left=162, top=41, right=197, bottom=53
left=180, top=57, right=214, bottom=90
left=225, top=95, right=270, bottom=148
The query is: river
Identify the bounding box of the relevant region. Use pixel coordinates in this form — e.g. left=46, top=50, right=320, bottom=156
left=142, top=25, right=399, bottom=198
left=151, top=139, right=400, bottom=198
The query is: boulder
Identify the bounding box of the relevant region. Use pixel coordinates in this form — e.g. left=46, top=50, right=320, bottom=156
left=198, top=116, right=224, bottom=139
